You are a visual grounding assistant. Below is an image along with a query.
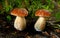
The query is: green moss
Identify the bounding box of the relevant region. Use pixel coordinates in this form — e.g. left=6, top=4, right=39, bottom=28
left=55, top=12, right=60, bottom=21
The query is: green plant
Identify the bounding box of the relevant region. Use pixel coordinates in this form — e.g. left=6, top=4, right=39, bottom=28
left=6, top=15, right=12, bottom=22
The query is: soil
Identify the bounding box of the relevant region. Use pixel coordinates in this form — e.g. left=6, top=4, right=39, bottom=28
left=0, top=15, right=60, bottom=38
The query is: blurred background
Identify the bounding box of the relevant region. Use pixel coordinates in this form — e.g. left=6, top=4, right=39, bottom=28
left=0, top=0, right=60, bottom=38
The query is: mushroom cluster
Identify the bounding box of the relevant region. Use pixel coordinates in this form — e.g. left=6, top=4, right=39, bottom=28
left=34, top=9, right=51, bottom=31
left=11, top=8, right=28, bottom=31
left=11, top=8, right=51, bottom=31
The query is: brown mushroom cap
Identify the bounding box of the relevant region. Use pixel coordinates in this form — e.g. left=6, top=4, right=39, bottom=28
left=11, top=8, right=28, bottom=17
left=35, top=9, right=51, bottom=17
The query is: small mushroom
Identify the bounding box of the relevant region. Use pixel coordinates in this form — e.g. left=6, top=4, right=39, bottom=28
left=34, top=9, right=51, bottom=31
left=11, top=8, right=28, bottom=31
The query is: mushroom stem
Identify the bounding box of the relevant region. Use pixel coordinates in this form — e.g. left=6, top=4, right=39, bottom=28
left=14, top=16, right=26, bottom=31
left=34, top=17, right=46, bottom=31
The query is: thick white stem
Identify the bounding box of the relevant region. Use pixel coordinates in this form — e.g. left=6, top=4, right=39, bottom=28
left=34, top=17, right=46, bottom=31
left=14, top=16, right=26, bottom=31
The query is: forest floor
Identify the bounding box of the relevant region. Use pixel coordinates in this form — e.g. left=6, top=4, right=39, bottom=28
left=0, top=16, right=60, bottom=38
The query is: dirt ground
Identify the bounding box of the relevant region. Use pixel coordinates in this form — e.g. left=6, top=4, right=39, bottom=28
left=0, top=17, right=60, bottom=38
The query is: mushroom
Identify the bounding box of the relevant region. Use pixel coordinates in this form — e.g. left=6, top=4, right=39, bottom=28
left=11, top=8, right=28, bottom=31
left=34, top=9, right=51, bottom=31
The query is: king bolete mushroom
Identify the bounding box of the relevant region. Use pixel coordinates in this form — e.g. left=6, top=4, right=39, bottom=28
left=34, top=9, right=51, bottom=31
left=11, top=8, right=28, bottom=31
